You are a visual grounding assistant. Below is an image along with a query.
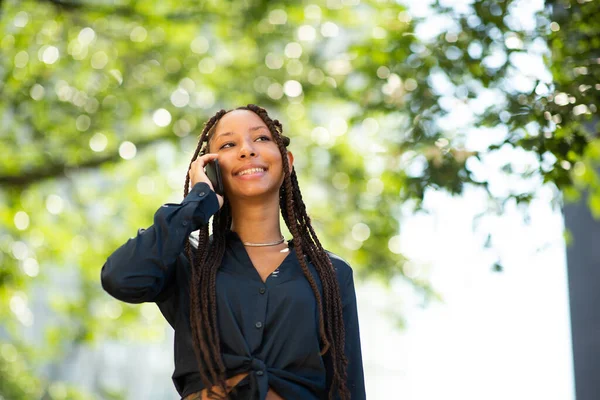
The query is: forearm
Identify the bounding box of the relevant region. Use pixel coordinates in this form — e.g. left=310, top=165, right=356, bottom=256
left=100, top=182, right=219, bottom=303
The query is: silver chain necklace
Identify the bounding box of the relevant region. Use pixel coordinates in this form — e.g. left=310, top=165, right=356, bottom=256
left=242, top=236, right=285, bottom=247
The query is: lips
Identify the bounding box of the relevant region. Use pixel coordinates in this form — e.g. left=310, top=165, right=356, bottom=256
left=234, top=164, right=268, bottom=176
left=236, top=167, right=266, bottom=176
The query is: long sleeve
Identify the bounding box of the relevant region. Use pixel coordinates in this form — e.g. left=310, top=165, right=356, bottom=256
left=100, top=182, right=219, bottom=304
left=341, top=267, right=366, bottom=399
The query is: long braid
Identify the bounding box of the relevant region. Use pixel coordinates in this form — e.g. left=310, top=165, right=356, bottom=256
left=203, top=208, right=228, bottom=397
left=289, top=147, right=349, bottom=400
left=184, top=105, right=350, bottom=400
left=185, top=110, right=229, bottom=397
left=195, top=224, right=223, bottom=390
left=290, top=170, right=350, bottom=399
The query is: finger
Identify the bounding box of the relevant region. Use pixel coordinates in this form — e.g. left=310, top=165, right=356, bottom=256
left=194, top=153, right=218, bottom=168
left=199, top=152, right=218, bottom=162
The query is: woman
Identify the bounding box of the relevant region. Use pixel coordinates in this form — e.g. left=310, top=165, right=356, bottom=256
left=101, top=105, right=365, bottom=399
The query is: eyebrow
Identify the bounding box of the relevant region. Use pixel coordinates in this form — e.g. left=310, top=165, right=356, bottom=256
left=213, top=126, right=269, bottom=142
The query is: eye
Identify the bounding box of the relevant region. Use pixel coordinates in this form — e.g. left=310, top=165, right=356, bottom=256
left=256, top=135, right=271, bottom=142
left=219, top=142, right=234, bottom=150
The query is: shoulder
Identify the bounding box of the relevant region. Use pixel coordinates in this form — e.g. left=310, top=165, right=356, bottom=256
left=324, top=250, right=357, bottom=307
left=324, top=250, right=353, bottom=283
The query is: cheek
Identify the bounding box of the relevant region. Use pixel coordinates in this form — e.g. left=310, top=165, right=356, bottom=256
left=267, top=147, right=284, bottom=166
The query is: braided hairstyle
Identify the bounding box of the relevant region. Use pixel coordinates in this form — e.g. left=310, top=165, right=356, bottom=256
left=183, top=104, right=350, bottom=399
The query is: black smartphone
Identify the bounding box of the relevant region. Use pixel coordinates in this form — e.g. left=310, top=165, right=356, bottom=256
left=204, top=158, right=224, bottom=196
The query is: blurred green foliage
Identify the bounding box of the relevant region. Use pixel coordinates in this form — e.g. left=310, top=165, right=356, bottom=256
left=1, top=0, right=598, bottom=397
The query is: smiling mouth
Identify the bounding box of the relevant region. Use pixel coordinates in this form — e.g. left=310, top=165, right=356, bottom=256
left=235, top=167, right=267, bottom=176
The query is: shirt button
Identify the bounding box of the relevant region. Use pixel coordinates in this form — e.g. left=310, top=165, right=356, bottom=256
left=256, top=370, right=264, bottom=376
left=259, top=288, right=266, bottom=294
left=198, top=191, right=206, bottom=197
left=255, top=322, right=263, bottom=329
left=182, top=221, right=188, bottom=226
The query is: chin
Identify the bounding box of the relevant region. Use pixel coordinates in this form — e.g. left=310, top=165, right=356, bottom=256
left=229, top=185, right=281, bottom=199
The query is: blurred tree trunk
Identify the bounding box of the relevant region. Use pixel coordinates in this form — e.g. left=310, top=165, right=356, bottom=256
left=554, top=0, right=600, bottom=394
left=564, top=185, right=600, bottom=400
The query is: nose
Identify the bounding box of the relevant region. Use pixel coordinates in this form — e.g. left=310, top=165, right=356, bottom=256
left=238, top=139, right=257, bottom=159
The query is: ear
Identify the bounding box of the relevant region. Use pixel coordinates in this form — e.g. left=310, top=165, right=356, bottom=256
left=286, top=150, right=294, bottom=173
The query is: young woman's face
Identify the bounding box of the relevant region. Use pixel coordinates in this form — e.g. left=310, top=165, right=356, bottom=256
left=208, top=110, right=293, bottom=200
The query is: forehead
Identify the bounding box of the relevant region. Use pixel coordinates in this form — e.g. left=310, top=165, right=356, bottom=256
left=213, top=110, right=267, bottom=133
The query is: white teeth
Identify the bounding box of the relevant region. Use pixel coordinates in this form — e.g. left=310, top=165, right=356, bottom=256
left=237, top=168, right=266, bottom=176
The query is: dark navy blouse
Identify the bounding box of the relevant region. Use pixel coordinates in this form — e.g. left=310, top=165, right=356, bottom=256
left=100, top=182, right=366, bottom=400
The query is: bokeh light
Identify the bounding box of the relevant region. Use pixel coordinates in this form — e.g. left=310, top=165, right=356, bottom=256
left=267, top=82, right=283, bottom=99
left=321, top=22, right=339, bottom=37
left=352, top=223, right=371, bottom=242
left=190, top=36, right=209, bottom=54
left=91, top=51, right=108, bottom=69
left=40, top=45, right=59, bottom=64
left=198, top=57, right=216, bottom=74
left=22, top=258, right=39, bottom=277
left=153, top=108, right=172, bottom=127
left=89, top=132, right=108, bottom=152
left=297, top=25, right=316, bottom=41
left=388, top=235, right=402, bottom=254
left=283, top=80, right=303, bottom=97
left=13, top=11, right=28, bottom=28
left=284, top=42, right=303, bottom=58
left=14, top=211, right=30, bottom=230
left=78, top=27, right=96, bottom=45
left=14, top=50, right=28, bottom=68
left=170, top=88, right=190, bottom=108
left=118, top=141, right=137, bottom=160
left=46, top=194, right=64, bottom=214
left=308, top=68, right=325, bottom=85
left=11, top=241, right=28, bottom=260
left=367, top=178, right=384, bottom=196
left=265, top=53, right=284, bottom=69
left=332, top=172, right=350, bottom=190
left=304, top=5, right=322, bottom=20
left=76, top=115, right=91, bottom=131
left=30, top=83, right=45, bottom=100
left=268, top=9, right=287, bottom=25
left=130, top=26, right=147, bottom=42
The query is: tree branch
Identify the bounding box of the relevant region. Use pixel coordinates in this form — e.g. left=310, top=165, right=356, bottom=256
left=0, top=132, right=177, bottom=188
left=41, top=0, right=138, bottom=16
left=38, top=0, right=211, bottom=21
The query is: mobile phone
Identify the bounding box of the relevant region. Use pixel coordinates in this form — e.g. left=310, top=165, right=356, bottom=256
left=204, top=158, right=224, bottom=196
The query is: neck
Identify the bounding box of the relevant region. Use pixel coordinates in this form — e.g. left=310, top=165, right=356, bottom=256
left=229, top=194, right=284, bottom=245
